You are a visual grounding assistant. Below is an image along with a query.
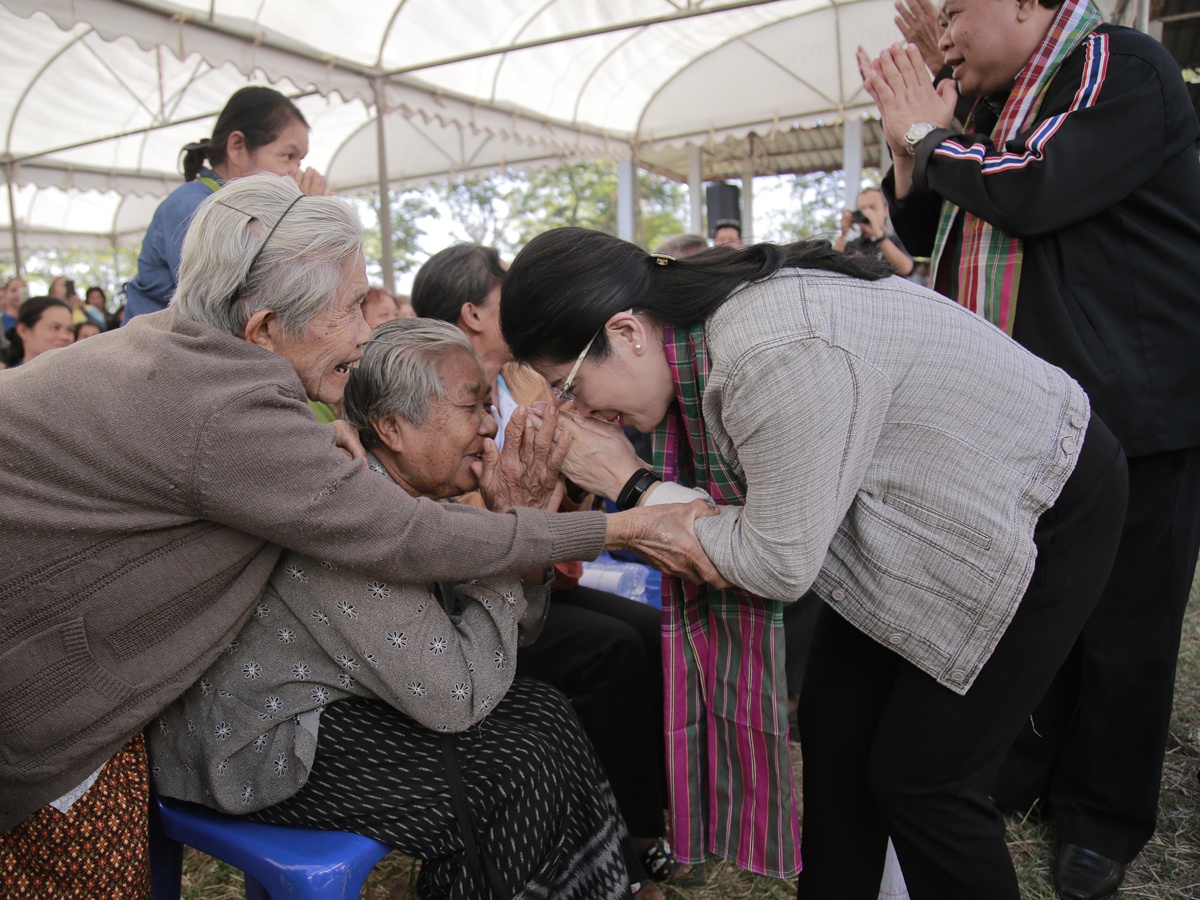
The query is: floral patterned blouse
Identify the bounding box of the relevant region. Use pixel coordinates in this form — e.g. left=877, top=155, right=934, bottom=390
left=147, top=464, right=550, bottom=814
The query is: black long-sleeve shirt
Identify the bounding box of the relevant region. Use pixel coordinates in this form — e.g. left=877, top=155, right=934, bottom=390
left=886, top=24, right=1200, bottom=457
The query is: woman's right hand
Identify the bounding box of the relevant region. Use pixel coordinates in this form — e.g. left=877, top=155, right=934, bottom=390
left=606, top=500, right=732, bottom=589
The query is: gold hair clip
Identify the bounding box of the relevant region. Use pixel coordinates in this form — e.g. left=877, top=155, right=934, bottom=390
left=649, top=252, right=674, bottom=266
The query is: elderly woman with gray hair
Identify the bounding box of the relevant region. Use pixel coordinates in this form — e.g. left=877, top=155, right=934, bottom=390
left=150, top=318, right=635, bottom=899
left=0, top=174, right=718, bottom=896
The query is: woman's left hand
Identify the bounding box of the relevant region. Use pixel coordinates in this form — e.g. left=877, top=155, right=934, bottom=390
left=478, top=404, right=571, bottom=512
left=530, top=406, right=646, bottom=501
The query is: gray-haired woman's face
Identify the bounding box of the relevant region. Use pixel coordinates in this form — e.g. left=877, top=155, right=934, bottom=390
left=268, top=254, right=371, bottom=404
left=381, top=351, right=499, bottom=500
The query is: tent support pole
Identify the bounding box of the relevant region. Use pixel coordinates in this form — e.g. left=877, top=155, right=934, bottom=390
left=741, top=162, right=754, bottom=245
left=5, top=164, right=22, bottom=275
left=843, top=116, right=863, bottom=211
left=618, top=155, right=636, bottom=243
left=688, top=145, right=703, bottom=235
left=374, top=81, right=396, bottom=295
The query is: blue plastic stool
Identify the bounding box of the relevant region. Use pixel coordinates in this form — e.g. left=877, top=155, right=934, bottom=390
left=150, top=792, right=392, bottom=900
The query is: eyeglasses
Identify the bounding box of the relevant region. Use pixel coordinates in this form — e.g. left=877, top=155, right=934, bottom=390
left=550, top=309, right=632, bottom=405
left=551, top=328, right=599, bottom=404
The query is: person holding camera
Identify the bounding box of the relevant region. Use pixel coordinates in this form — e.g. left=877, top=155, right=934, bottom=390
left=834, top=187, right=915, bottom=276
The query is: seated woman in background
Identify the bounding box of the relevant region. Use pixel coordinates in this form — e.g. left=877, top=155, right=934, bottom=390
left=83, top=286, right=111, bottom=331
left=1, top=297, right=74, bottom=367
left=149, top=318, right=635, bottom=900
left=412, top=245, right=687, bottom=892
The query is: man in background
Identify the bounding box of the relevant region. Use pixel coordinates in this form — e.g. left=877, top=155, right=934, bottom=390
left=712, top=219, right=742, bottom=248
left=833, top=187, right=915, bottom=276
left=864, top=2, right=1200, bottom=897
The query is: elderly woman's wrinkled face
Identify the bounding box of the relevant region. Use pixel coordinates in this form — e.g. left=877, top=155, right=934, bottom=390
left=386, top=350, right=499, bottom=499
left=269, top=254, right=371, bottom=404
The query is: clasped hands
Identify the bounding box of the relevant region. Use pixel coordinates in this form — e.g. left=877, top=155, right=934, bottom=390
left=858, top=42, right=957, bottom=161
left=328, top=403, right=726, bottom=585
left=478, top=402, right=571, bottom=513
left=529, top=401, right=731, bottom=589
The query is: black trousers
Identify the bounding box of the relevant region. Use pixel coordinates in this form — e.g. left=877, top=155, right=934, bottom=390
left=795, top=418, right=1128, bottom=900
left=516, top=585, right=665, bottom=862
left=993, top=442, right=1200, bottom=862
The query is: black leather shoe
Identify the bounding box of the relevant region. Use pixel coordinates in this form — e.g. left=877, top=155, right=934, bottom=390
left=1054, top=843, right=1126, bottom=900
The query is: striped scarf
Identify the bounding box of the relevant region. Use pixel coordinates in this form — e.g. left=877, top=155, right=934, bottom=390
left=650, top=321, right=802, bottom=878
left=930, top=0, right=1103, bottom=332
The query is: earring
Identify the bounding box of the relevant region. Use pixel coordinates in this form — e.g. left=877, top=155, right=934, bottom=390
left=634, top=343, right=642, bottom=351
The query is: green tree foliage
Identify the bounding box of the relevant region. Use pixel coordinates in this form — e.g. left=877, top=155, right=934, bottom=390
left=436, top=175, right=509, bottom=249
left=360, top=188, right=439, bottom=278
left=503, top=160, right=687, bottom=251
left=358, top=159, right=689, bottom=284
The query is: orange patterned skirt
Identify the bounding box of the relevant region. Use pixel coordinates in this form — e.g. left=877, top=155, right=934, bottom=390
left=0, top=735, right=151, bottom=898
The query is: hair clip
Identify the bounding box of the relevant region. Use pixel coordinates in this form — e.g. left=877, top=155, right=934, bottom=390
left=649, top=252, right=674, bottom=266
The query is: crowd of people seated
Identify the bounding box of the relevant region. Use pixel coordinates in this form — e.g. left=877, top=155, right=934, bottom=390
left=0, top=278, right=123, bottom=369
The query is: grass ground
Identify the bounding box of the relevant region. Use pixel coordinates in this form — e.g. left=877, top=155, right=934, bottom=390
left=182, top=565, right=1200, bottom=898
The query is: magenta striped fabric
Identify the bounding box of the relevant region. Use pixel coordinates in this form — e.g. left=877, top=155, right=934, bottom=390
left=652, top=322, right=802, bottom=878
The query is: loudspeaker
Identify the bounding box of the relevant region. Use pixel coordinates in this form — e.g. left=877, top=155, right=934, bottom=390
left=706, top=183, right=741, bottom=236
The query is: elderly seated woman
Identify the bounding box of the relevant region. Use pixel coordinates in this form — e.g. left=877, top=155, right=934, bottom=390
left=0, top=174, right=719, bottom=897
left=148, top=318, right=634, bottom=900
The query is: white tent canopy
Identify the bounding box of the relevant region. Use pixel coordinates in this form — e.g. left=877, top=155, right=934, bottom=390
left=0, top=0, right=1126, bottom=265
left=1, top=0, right=912, bottom=262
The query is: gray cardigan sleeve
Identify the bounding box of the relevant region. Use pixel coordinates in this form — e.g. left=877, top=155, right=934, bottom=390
left=190, top=382, right=607, bottom=582
left=693, top=336, right=891, bottom=600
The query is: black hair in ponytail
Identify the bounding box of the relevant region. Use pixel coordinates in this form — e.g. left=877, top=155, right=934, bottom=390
left=180, top=86, right=307, bottom=182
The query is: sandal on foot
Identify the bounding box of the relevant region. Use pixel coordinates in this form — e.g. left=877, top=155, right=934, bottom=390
left=639, top=838, right=705, bottom=886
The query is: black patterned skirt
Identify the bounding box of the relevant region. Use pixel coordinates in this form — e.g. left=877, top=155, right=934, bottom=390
left=247, top=677, right=632, bottom=899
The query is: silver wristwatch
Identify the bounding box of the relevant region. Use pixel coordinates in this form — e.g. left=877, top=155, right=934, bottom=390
left=903, top=122, right=938, bottom=157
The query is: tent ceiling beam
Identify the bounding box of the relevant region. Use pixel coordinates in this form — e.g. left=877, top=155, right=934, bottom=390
left=380, top=0, right=787, bottom=77
left=5, top=90, right=321, bottom=165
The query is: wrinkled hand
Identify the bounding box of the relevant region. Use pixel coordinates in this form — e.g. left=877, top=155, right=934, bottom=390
left=894, top=0, right=944, bottom=76
left=478, top=404, right=570, bottom=512
left=329, top=419, right=368, bottom=467
left=296, top=167, right=330, bottom=196
left=606, top=500, right=733, bottom=589
left=862, top=43, right=957, bottom=157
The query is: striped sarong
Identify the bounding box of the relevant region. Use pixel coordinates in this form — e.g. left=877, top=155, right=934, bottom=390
left=651, top=321, right=802, bottom=878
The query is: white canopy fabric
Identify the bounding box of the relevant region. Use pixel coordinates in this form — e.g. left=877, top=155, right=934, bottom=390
left=0, top=0, right=1126, bottom=261
left=0, top=0, right=908, bottom=259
